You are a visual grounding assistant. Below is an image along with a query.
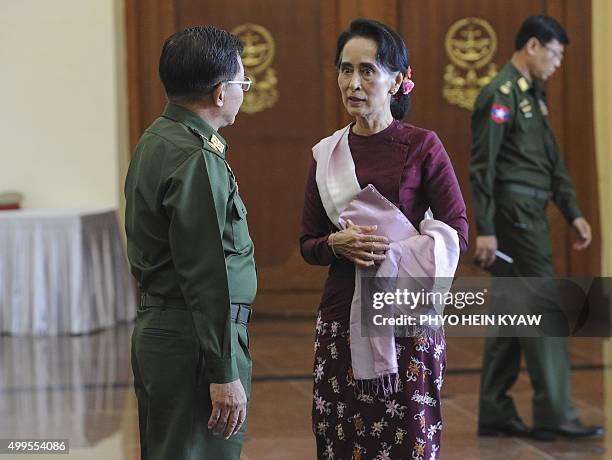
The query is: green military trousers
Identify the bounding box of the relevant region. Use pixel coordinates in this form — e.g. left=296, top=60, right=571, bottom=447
left=478, top=193, right=578, bottom=429
left=131, top=306, right=252, bottom=460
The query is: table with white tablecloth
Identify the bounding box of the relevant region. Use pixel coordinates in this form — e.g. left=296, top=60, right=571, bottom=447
left=0, top=208, right=135, bottom=335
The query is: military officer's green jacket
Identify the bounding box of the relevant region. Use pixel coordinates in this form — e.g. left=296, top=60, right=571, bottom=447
left=470, top=62, right=582, bottom=235
left=125, top=103, right=256, bottom=384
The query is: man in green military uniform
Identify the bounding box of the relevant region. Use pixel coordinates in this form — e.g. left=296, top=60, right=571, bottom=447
left=125, top=26, right=256, bottom=459
left=470, top=15, right=602, bottom=440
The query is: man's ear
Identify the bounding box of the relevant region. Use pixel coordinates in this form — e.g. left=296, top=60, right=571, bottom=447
left=525, top=37, right=540, bottom=56
left=212, top=83, right=225, bottom=107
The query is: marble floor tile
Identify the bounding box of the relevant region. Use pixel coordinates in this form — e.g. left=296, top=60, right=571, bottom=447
left=0, top=321, right=609, bottom=459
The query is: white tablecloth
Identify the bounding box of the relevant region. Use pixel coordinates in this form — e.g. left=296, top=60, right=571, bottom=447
left=0, top=208, right=135, bottom=335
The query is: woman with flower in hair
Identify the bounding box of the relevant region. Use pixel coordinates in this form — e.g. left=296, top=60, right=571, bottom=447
left=300, top=19, right=468, bottom=459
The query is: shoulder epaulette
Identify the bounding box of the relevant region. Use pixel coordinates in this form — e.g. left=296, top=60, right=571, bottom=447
left=187, top=126, right=226, bottom=160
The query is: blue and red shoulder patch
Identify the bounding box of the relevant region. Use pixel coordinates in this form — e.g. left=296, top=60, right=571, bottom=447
left=490, top=103, right=510, bottom=124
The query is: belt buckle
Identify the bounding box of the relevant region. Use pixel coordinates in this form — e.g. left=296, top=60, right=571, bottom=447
left=235, top=304, right=251, bottom=324
left=232, top=304, right=241, bottom=323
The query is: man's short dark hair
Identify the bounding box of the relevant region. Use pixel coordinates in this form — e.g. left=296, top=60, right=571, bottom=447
left=159, top=26, right=244, bottom=103
left=515, top=15, right=569, bottom=50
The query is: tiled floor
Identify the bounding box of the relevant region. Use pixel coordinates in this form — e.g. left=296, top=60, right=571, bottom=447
left=0, top=321, right=607, bottom=459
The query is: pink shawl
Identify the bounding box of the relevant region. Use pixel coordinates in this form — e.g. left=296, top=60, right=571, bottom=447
left=313, top=125, right=459, bottom=396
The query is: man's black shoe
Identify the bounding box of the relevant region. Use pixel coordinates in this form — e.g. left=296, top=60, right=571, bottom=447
left=532, top=421, right=605, bottom=441
left=478, top=418, right=531, bottom=437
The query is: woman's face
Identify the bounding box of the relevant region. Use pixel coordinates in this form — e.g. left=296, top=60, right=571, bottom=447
left=337, top=37, right=399, bottom=121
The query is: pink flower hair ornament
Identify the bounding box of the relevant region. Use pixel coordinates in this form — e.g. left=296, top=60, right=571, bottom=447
left=401, top=79, right=415, bottom=94
left=395, top=66, right=414, bottom=98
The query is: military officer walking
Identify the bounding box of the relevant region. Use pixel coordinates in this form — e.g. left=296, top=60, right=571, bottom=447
left=125, top=26, right=256, bottom=459
left=470, top=15, right=603, bottom=440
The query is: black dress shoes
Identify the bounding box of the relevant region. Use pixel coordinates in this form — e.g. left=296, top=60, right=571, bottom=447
left=478, top=418, right=531, bottom=437
left=532, top=421, right=605, bottom=441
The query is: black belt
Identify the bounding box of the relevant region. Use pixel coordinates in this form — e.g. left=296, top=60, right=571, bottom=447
left=500, top=183, right=552, bottom=200
left=139, top=293, right=252, bottom=325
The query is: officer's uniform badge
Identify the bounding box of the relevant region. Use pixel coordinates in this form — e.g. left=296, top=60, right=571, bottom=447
left=520, top=107, right=533, bottom=118
left=208, top=134, right=225, bottom=154
left=491, top=103, right=511, bottom=124
left=520, top=100, right=533, bottom=118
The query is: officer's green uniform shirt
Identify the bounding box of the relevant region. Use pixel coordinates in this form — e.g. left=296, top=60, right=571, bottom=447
left=470, top=62, right=582, bottom=235
left=125, top=103, right=256, bottom=384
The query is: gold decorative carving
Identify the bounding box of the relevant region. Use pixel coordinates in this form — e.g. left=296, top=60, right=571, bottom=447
left=443, top=17, right=498, bottom=110
left=232, top=24, right=278, bottom=114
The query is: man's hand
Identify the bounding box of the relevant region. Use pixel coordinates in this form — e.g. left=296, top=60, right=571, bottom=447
left=475, top=235, right=498, bottom=268
left=208, top=379, right=247, bottom=439
left=572, top=217, right=592, bottom=251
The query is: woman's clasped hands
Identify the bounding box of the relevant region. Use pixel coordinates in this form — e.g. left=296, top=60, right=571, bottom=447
left=327, top=219, right=390, bottom=267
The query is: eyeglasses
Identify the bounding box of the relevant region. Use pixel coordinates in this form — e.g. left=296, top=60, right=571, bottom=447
left=538, top=42, right=564, bottom=62
left=537, top=40, right=564, bottom=62
left=226, top=76, right=252, bottom=92
left=546, top=46, right=564, bottom=61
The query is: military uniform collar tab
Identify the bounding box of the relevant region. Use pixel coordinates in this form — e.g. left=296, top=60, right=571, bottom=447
left=162, top=103, right=227, bottom=155
left=506, top=63, right=533, bottom=92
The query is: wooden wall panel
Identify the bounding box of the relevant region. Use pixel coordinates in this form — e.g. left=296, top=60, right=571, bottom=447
left=174, top=0, right=331, bottom=307
left=126, top=0, right=600, bottom=313
left=559, top=0, right=601, bottom=276
left=399, top=0, right=548, bottom=275
left=176, top=0, right=321, bottom=261
left=335, top=1, right=401, bottom=133
left=398, top=0, right=599, bottom=277
left=545, top=0, right=570, bottom=276
left=126, top=0, right=176, bottom=150
left=320, top=0, right=341, bottom=135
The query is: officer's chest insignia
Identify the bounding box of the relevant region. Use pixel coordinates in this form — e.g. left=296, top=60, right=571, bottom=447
left=491, top=103, right=511, bottom=124
left=538, top=99, right=549, bottom=116
left=517, top=77, right=530, bottom=92
left=517, top=97, right=532, bottom=118
left=208, top=134, right=225, bottom=154
left=521, top=108, right=533, bottom=118
left=499, top=81, right=512, bottom=95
